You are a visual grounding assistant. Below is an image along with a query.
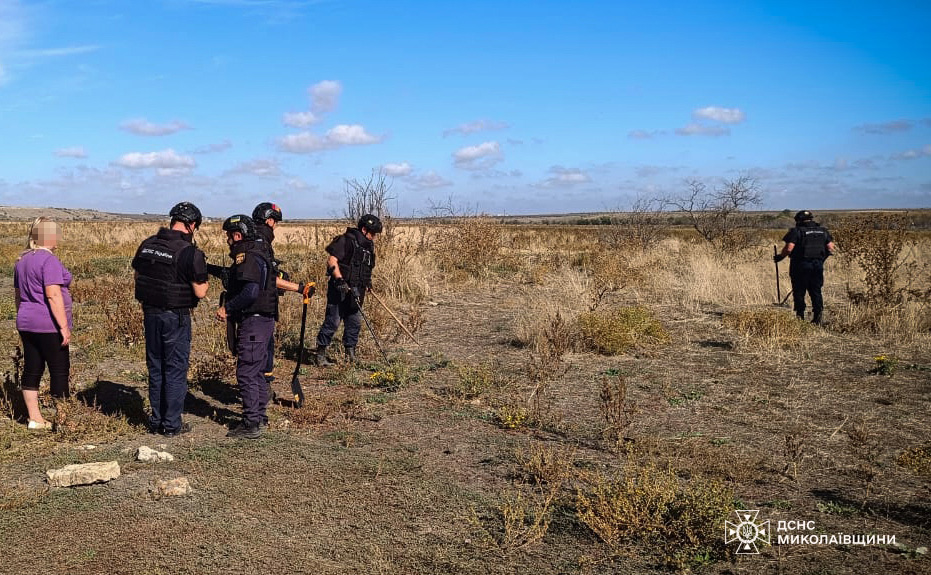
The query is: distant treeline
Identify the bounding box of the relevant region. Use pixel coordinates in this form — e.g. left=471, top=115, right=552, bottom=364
left=533, top=209, right=931, bottom=230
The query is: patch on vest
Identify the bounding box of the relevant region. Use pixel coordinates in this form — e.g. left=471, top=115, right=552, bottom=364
left=235, top=253, right=245, bottom=265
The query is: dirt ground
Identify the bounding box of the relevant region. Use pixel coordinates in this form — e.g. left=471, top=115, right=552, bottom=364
left=1, top=267, right=930, bottom=574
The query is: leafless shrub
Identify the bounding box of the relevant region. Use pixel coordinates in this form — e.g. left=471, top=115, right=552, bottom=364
left=665, top=175, right=762, bottom=252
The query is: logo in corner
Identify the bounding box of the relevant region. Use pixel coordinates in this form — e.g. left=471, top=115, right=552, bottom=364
left=725, top=510, right=770, bottom=554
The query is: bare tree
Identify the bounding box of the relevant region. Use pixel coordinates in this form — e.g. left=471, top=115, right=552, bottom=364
left=666, top=175, right=762, bottom=252
left=342, top=169, right=395, bottom=231
left=602, top=194, right=667, bottom=249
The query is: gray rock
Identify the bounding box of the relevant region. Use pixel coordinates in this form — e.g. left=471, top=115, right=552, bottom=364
left=136, top=445, right=175, bottom=463
left=47, top=461, right=120, bottom=487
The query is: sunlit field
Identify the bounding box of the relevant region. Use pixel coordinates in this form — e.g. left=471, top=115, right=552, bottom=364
left=1, top=212, right=929, bottom=575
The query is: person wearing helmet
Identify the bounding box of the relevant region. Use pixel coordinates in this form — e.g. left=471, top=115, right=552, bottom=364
left=251, top=202, right=312, bottom=394
left=132, top=202, right=209, bottom=436
left=774, top=210, right=836, bottom=324
left=313, top=214, right=383, bottom=365
left=216, top=214, right=278, bottom=439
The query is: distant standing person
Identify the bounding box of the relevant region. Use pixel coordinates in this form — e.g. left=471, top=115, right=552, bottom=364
left=251, top=202, right=312, bottom=395
left=774, top=210, right=836, bottom=325
left=13, top=217, right=72, bottom=430
left=314, top=214, right=382, bottom=366
left=216, top=215, right=278, bottom=439
left=132, top=203, right=209, bottom=436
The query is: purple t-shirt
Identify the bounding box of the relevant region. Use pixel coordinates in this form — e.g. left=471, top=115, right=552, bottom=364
left=13, top=249, right=73, bottom=333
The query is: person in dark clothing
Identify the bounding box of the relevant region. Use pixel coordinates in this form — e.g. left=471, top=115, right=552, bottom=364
left=774, top=210, right=836, bottom=324
left=314, top=214, right=382, bottom=366
left=251, top=202, right=311, bottom=396
left=132, top=202, right=209, bottom=436
left=216, top=214, right=278, bottom=439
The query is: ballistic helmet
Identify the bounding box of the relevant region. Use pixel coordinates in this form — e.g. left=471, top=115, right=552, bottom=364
left=252, top=202, right=282, bottom=224
left=358, top=214, right=383, bottom=234
left=794, top=210, right=814, bottom=223
left=170, top=202, right=202, bottom=229
left=222, top=214, right=256, bottom=241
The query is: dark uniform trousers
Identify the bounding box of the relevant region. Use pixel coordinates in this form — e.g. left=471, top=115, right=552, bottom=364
left=790, top=259, right=824, bottom=318
left=316, top=279, right=364, bottom=349
left=144, top=308, right=192, bottom=434
left=236, top=314, right=275, bottom=426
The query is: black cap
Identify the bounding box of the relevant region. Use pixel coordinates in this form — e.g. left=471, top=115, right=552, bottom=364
left=222, top=214, right=256, bottom=241
left=252, top=202, right=283, bottom=223
left=170, top=202, right=202, bottom=228
left=358, top=214, right=383, bottom=234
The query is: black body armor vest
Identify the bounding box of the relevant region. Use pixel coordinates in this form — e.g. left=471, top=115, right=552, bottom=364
left=134, top=229, right=198, bottom=310
left=338, top=232, right=375, bottom=289
left=229, top=241, right=278, bottom=318
left=793, top=225, right=829, bottom=260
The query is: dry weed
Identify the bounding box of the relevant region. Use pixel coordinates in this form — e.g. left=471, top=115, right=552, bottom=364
left=578, top=306, right=669, bottom=355
left=722, top=308, right=815, bottom=351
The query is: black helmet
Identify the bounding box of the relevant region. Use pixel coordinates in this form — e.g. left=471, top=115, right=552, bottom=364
left=222, top=214, right=256, bottom=241
left=358, top=214, right=383, bottom=234
left=794, top=210, right=814, bottom=223
left=170, top=202, right=202, bottom=228
left=252, top=202, right=282, bottom=223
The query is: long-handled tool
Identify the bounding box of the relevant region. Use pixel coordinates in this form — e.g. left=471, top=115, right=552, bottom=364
left=773, top=245, right=782, bottom=304
left=351, top=289, right=391, bottom=365
left=368, top=290, right=422, bottom=347
left=288, top=283, right=316, bottom=408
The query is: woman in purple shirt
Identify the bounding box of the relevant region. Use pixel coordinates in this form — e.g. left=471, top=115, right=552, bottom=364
left=13, top=217, right=72, bottom=430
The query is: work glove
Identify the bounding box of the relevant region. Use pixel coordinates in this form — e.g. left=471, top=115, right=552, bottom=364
left=336, top=279, right=352, bottom=300
left=297, top=282, right=315, bottom=298
left=277, top=270, right=291, bottom=282
left=773, top=254, right=786, bottom=263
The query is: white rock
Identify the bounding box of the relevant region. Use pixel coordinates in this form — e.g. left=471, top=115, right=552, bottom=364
left=916, top=546, right=927, bottom=556
left=155, top=477, right=191, bottom=497
left=136, top=445, right=175, bottom=463
left=47, top=461, right=120, bottom=487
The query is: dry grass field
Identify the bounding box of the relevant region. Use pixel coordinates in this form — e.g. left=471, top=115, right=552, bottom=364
left=0, top=214, right=929, bottom=575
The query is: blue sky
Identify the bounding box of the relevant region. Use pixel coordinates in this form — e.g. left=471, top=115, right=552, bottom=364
left=1, top=0, right=929, bottom=218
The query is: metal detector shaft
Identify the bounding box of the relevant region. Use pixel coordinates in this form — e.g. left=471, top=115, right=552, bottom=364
left=368, top=290, right=422, bottom=346
left=352, top=290, right=390, bottom=365
left=774, top=245, right=782, bottom=303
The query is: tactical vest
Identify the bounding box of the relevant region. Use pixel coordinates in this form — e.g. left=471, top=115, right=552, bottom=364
left=793, top=225, right=828, bottom=259
left=134, top=229, right=199, bottom=310
left=339, top=234, right=375, bottom=289
left=229, top=242, right=278, bottom=318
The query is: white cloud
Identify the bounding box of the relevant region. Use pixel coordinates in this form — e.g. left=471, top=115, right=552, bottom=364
left=226, top=158, right=281, bottom=177
left=675, top=123, right=730, bottom=137
left=327, top=124, right=379, bottom=145
left=453, top=141, right=503, bottom=170
left=282, top=110, right=317, bottom=128
left=382, top=162, right=412, bottom=177
left=310, top=80, right=341, bottom=114
left=114, top=149, right=196, bottom=171
left=192, top=139, right=232, bottom=154
left=538, top=166, right=591, bottom=188
left=277, top=124, right=381, bottom=153
left=55, top=146, right=87, bottom=158
left=628, top=129, right=665, bottom=140
left=443, top=119, right=509, bottom=137
left=410, top=171, right=453, bottom=190
left=693, top=106, right=745, bottom=124
left=893, top=145, right=931, bottom=160
left=855, top=120, right=912, bottom=135
left=120, top=118, right=191, bottom=136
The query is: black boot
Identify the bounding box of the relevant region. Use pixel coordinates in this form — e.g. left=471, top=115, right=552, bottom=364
left=812, top=311, right=822, bottom=325
left=345, top=347, right=356, bottom=364
left=315, top=346, right=334, bottom=367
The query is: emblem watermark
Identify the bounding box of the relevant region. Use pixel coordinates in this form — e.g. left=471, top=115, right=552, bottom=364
left=724, top=509, right=897, bottom=555
left=724, top=510, right=770, bottom=554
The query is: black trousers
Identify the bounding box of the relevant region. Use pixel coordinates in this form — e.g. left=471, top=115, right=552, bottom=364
left=790, top=259, right=824, bottom=318
left=18, top=331, right=70, bottom=397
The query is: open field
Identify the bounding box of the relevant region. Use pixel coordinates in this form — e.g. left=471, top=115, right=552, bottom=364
left=1, top=216, right=929, bottom=575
